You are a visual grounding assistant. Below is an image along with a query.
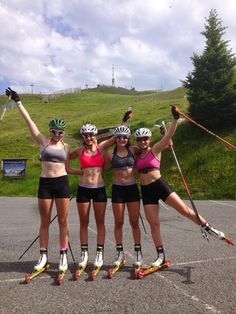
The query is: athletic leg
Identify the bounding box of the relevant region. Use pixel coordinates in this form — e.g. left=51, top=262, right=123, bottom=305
left=165, top=192, right=206, bottom=225
left=127, top=201, right=141, bottom=245
left=93, top=202, right=106, bottom=245
left=77, top=202, right=91, bottom=245
left=143, top=204, right=163, bottom=247
left=112, top=203, right=125, bottom=244
left=55, top=198, right=70, bottom=248
left=38, top=198, right=54, bottom=248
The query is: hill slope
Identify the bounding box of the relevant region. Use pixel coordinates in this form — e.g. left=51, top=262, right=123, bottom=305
left=0, top=87, right=235, bottom=199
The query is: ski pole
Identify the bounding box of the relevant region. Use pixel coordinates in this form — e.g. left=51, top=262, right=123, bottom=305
left=139, top=213, right=147, bottom=235
left=68, top=241, right=76, bottom=265
left=160, top=121, right=209, bottom=241
left=18, top=195, right=75, bottom=261
left=176, top=107, right=236, bottom=151
left=127, top=105, right=147, bottom=235
left=18, top=214, right=58, bottom=261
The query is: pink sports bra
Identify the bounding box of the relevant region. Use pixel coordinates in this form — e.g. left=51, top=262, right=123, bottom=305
left=135, top=150, right=161, bottom=173
left=80, top=147, right=105, bottom=169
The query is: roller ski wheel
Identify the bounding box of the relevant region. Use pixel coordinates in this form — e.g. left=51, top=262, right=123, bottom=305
left=74, top=265, right=87, bottom=281
left=57, top=270, right=66, bottom=285
left=107, top=260, right=125, bottom=279
left=90, top=266, right=101, bottom=281
left=24, top=263, right=50, bottom=284
left=136, top=259, right=171, bottom=280
left=133, top=265, right=141, bottom=279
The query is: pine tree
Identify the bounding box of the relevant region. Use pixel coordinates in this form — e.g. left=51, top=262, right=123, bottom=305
left=182, top=9, right=236, bottom=131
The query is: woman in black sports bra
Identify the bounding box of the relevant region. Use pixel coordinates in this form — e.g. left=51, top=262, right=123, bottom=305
left=5, top=88, right=78, bottom=274
left=105, top=125, right=143, bottom=268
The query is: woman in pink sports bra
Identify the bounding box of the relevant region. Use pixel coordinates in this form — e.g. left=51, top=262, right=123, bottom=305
left=69, top=110, right=132, bottom=270
left=135, top=106, right=228, bottom=267
left=5, top=88, right=75, bottom=274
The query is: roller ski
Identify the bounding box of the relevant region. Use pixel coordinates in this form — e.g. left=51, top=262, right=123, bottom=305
left=90, top=246, right=103, bottom=281
left=25, top=263, right=50, bottom=284
left=107, top=260, right=125, bottom=279
left=25, top=249, right=49, bottom=284
left=137, top=259, right=171, bottom=279
left=74, top=249, right=88, bottom=280
left=108, top=245, right=125, bottom=279
left=204, top=223, right=234, bottom=246
left=57, top=249, right=68, bottom=285
left=133, top=244, right=143, bottom=279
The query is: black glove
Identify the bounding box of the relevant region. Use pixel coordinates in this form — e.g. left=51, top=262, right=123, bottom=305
left=171, top=105, right=180, bottom=120
left=160, top=126, right=165, bottom=135
left=122, top=109, right=132, bottom=122
left=5, top=87, right=21, bottom=102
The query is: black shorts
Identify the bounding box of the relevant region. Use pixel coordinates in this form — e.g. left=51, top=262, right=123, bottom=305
left=112, top=183, right=140, bottom=203
left=76, top=186, right=107, bottom=203
left=141, top=177, right=173, bottom=205
left=38, top=175, right=71, bottom=199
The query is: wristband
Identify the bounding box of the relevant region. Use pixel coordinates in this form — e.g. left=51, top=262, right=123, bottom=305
left=16, top=101, right=22, bottom=107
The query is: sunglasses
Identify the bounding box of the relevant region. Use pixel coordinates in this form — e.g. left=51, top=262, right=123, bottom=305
left=116, top=135, right=128, bottom=140
left=51, top=129, right=64, bottom=135
left=136, top=137, right=150, bottom=142
left=82, top=133, right=95, bottom=138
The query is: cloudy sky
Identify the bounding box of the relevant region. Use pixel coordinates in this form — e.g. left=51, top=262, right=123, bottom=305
left=0, top=0, right=236, bottom=94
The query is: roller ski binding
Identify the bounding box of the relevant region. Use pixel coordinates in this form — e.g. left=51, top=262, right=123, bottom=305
left=136, top=259, right=171, bottom=279
left=25, top=249, right=49, bottom=284
left=133, top=244, right=142, bottom=279
left=204, top=223, right=234, bottom=246
left=91, top=246, right=103, bottom=281
left=57, top=249, right=68, bottom=285
left=74, top=249, right=88, bottom=280
left=107, top=247, right=125, bottom=279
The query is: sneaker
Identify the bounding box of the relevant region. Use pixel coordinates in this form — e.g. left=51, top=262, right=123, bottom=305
left=79, top=250, right=88, bottom=268
left=114, top=250, right=124, bottom=266
left=59, top=250, right=68, bottom=272
left=94, top=250, right=103, bottom=268
left=134, top=245, right=142, bottom=267
left=204, top=223, right=225, bottom=240
left=34, top=250, right=48, bottom=271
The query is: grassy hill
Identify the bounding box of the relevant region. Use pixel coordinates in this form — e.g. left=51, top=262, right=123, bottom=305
left=0, top=86, right=235, bottom=199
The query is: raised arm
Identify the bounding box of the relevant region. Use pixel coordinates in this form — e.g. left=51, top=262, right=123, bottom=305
left=99, top=108, right=133, bottom=151
left=5, top=88, right=47, bottom=146
left=152, top=106, right=179, bottom=154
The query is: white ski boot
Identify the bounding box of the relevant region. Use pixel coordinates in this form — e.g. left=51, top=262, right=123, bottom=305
left=151, top=247, right=165, bottom=267
left=204, top=223, right=225, bottom=240
left=59, top=249, right=68, bottom=272
left=34, top=249, right=48, bottom=271
left=79, top=250, right=89, bottom=268
left=134, top=245, right=142, bottom=267
left=94, top=250, right=104, bottom=268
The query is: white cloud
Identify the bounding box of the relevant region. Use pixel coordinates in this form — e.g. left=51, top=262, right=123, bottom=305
left=0, top=0, right=236, bottom=93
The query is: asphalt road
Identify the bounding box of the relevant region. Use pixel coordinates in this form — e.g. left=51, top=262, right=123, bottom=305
left=0, top=197, right=235, bottom=314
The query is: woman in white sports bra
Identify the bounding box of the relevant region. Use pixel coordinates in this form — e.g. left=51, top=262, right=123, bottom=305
left=6, top=87, right=76, bottom=274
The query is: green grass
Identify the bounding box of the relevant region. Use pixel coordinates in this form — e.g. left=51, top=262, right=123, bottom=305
left=0, top=86, right=235, bottom=199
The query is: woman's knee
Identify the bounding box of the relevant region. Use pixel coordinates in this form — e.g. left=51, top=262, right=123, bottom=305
left=57, top=216, right=68, bottom=228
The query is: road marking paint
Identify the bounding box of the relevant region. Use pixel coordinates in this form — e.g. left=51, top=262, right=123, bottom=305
left=155, top=272, right=221, bottom=313
left=210, top=200, right=236, bottom=209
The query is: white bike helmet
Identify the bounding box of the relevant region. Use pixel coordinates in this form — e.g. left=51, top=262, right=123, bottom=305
left=134, top=128, right=152, bottom=138
left=114, top=125, right=131, bottom=137
left=80, top=124, right=98, bottom=135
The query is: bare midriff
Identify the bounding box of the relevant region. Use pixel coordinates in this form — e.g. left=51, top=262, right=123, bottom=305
left=79, top=167, right=104, bottom=187
left=113, top=167, right=136, bottom=184
left=41, top=161, right=67, bottom=178
left=139, top=169, right=161, bottom=186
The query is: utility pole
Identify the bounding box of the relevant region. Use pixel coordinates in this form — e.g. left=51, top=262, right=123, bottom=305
left=30, top=83, right=34, bottom=94
left=112, top=64, right=115, bottom=87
